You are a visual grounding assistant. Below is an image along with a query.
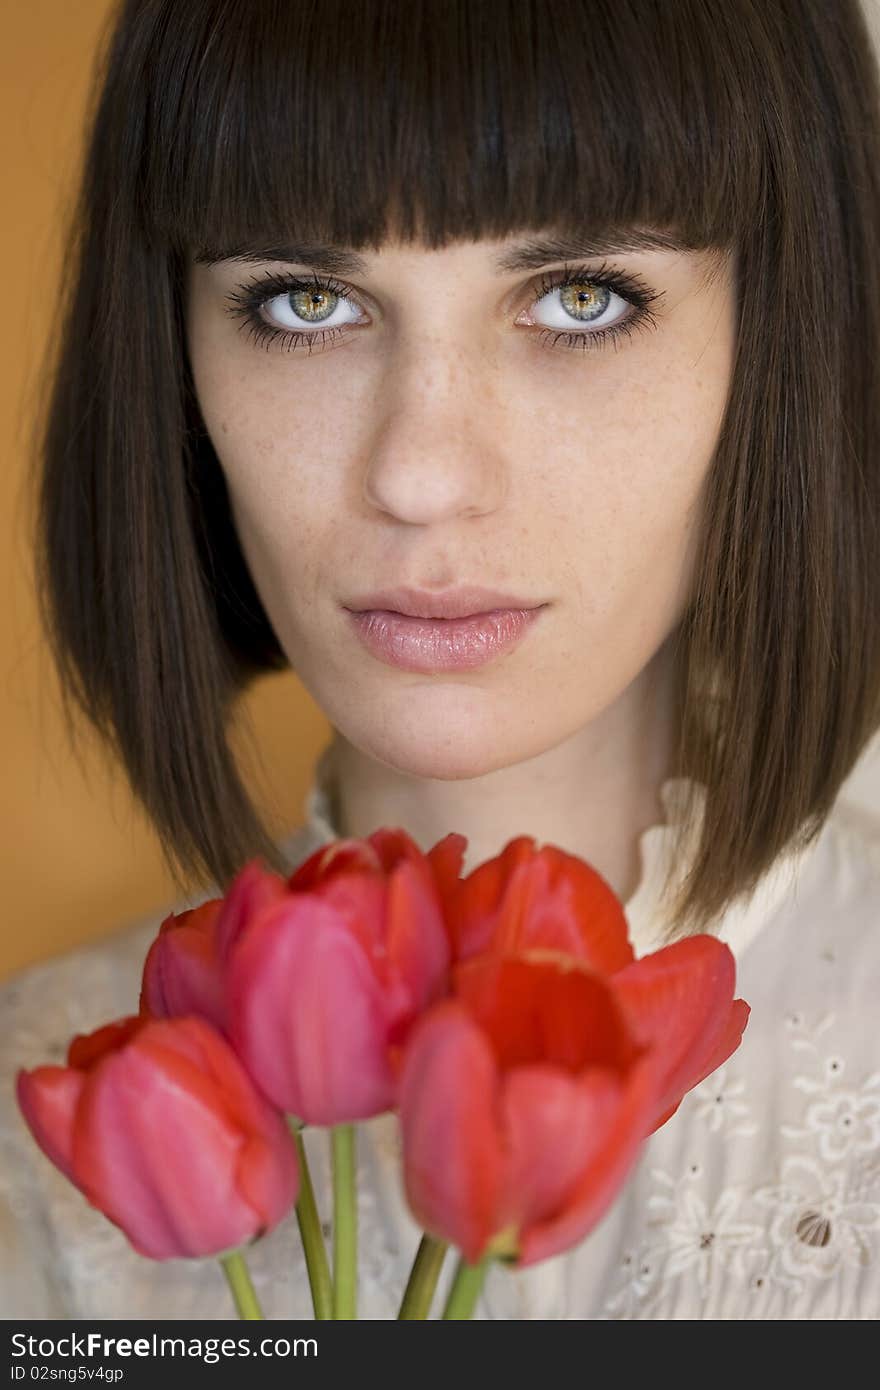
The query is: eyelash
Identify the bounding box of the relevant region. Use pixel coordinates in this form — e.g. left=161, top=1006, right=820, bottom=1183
left=223, top=260, right=664, bottom=357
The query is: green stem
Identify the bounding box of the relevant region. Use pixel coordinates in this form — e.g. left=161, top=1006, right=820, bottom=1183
left=331, top=1123, right=358, bottom=1319
left=219, top=1249, right=264, bottom=1319
left=288, top=1118, right=333, bottom=1320
left=441, top=1253, right=489, bottom=1319
left=397, top=1233, right=450, bottom=1319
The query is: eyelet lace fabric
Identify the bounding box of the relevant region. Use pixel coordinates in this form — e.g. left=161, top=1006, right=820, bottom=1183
left=1, top=744, right=878, bottom=1318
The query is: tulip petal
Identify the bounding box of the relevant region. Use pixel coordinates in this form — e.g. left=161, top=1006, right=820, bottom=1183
left=67, top=1017, right=143, bottom=1070
left=151, top=1017, right=300, bottom=1210
left=226, top=897, right=395, bottom=1124
left=71, top=1040, right=261, bottom=1258
left=287, top=838, right=382, bottom=889
left=236, top=1128, right=300, bottom=1230
left=611, top=936, right=745, bottom=1125
left=435, top=836, right=635, bottom=973
left=498, top=1063, right=622, bottom=1232
left=493, top=848, right=635, bottom=972
left=140, top=903, right=227, bottom=1028
left=383, top=859, right=450, bottom=1027
left=438, top=836, right=540, bottom=959
left=16, top=1017, right=297, bottom=1262
left=365, top=826, right=437, bottom=876
left=15, top=1067, right=85, bottom=1184
left=645, top=997, right=751, bottom=1136
left=398, top=1001, right=504, bottom=1264
left=515, top=1050, right=660, bottom=1266
left=214, top=862, right=288, bottom=962
left=426, top=831, right=468, bottom=897
left=453, top=954, right=637, bottom=1072
left=305, top=874, right=389, bottom=964
left=296, top=830, right=450, bottom=994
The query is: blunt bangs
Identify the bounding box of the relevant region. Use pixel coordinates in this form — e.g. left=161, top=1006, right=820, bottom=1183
left=131, top=0, right=762, bottom=264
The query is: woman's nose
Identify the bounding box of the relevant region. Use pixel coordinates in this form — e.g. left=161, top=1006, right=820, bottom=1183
left=360, top=339, right=507, bottom=525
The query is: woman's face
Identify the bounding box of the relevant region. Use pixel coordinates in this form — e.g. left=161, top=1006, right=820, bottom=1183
left=185, top=230, right=736, bottom=781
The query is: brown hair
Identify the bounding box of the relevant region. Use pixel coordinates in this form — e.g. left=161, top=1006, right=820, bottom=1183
left=29, top=0, right=880, bottom=936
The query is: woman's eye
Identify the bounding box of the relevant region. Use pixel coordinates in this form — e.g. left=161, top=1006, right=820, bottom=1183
left=225, top=261, right=661, bottom=356
left=260, top=284, right=363, bottom=333
left=528, top=279, right=630, bottom=334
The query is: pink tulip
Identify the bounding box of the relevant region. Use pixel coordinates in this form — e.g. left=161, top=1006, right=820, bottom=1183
left=139, top=899, right=226, bottom=1029
left=226, top=828, right=451, bottom=1125
left=16, top=1014, right=299, bottom=1260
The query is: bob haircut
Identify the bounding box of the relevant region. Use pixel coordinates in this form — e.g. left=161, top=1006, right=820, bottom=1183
left=29, top=0, right=880, bottom=939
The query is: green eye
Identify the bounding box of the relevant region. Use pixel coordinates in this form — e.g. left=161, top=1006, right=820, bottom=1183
left=286, top=286, right=340, bottom=323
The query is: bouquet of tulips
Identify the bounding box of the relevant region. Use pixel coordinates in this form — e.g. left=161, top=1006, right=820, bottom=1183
left=15, top=827, right=748, bottom=1319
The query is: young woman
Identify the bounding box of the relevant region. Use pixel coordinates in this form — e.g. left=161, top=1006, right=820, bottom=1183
left=3, top=0, right=879, bottom=1319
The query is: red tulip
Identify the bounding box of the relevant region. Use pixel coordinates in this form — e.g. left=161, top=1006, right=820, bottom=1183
left=226, top=828, right=451, bottom=1125
left=397, top=952, right=661, bottom=1267
left=16, top=1014, right=299, bottom=1260
left=426, top=833, right=635, bottom=972
left=139, top=862, right=290, bottom=1030
left=425, top=831, right=748, bottom=1131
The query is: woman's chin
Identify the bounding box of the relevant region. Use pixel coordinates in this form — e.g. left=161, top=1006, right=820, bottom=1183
left=344, top=721, right=548, bottom=785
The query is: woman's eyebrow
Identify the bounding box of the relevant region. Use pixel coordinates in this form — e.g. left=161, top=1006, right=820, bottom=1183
left=193, top=227, right=703, bottom=275
left=494, top=229, right=699, bottom=271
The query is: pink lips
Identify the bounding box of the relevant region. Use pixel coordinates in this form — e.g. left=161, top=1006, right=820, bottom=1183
left=346, top=606, right=544, bottom=672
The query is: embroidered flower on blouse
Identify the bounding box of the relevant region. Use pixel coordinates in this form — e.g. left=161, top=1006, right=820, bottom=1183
left=689, top=1064, right=758, bottom=1137
left=795, top=1087, right=880, bottom=1164
left=780, top=1007, right=880, bottom=1162
left=753, top=1153, right=880, bottom=1290
left=645, top=1169, right=765, bottom=1290
left=599, top=1243, right=666, bottom=1319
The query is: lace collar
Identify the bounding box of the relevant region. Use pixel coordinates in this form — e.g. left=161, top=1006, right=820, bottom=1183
left=291, top=742, right=812, bottom=963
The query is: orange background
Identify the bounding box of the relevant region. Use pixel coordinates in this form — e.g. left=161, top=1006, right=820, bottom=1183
left=3, top=1, right=880, bottom=983
left=1, top=0, right=332, bottom=982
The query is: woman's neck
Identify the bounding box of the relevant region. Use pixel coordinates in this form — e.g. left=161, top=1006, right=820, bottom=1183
left=327, top=636, right=684, bottom=908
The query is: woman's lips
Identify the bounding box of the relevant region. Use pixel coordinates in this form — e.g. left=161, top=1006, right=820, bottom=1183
left=345, top=606, right=544, bottom=672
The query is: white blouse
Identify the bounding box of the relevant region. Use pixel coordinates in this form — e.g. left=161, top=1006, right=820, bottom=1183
left=2, top=743, right=879, bottom=1320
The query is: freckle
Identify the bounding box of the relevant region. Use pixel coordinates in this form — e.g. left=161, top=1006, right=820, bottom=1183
left=220, top=420, right=229, bottom=434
